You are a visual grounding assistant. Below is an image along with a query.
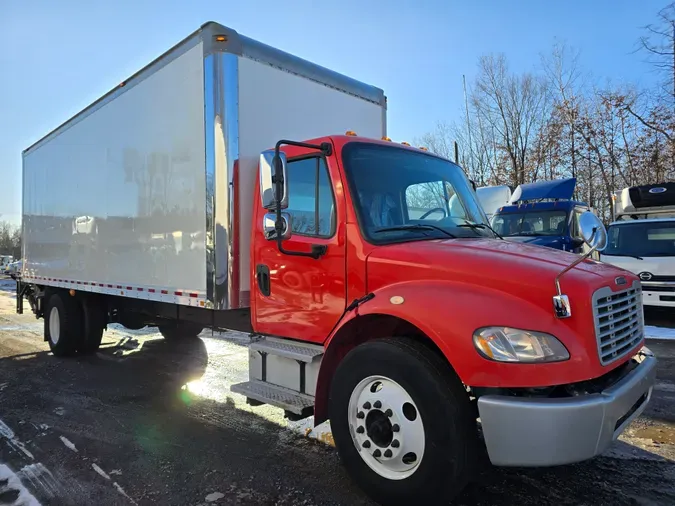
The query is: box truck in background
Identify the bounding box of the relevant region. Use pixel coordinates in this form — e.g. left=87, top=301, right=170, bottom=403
left=602, top=183, right=675, bottom=309
left=18, top=22, right=656, bottom=505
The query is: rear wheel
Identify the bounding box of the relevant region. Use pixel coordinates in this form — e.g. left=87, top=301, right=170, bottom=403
left=158, top=321, right=203, bottom=340
left=329, top=338, right=477, bottom=506
left=79, top=297, right=106, bottom=354
left=45, top=292, right=83, bottom=357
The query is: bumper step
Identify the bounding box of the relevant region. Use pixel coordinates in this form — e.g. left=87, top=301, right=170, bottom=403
left=231, top=380, right=315, bottom=416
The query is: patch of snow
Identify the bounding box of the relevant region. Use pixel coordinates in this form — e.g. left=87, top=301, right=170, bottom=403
left=0, top=463, right=42, bottom=506
left=109, top=469, right=122, bottom=476
left=113, top=482, right=137, bottom=505
left=0, top=418, right=34, bottom=460
left=91, top=464, right=110, bottom=480
left=53, top=408, right=65, bottom=416
left=206, top=492, right=225, bottom=502
left=644, top=325, right=675, bottom=340
left=59, top=436, right=77, bottom=453
left=18, top=463, right=61, bottom=500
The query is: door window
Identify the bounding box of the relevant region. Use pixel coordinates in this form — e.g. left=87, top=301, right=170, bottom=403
left=285, top=157, right=335, bottom=237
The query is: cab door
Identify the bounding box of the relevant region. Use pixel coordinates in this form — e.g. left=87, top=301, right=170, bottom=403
left=251, top=146, right=347, bottom=344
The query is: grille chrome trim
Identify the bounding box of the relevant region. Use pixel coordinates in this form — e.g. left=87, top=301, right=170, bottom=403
left=593, top=280, right=644, bottom=366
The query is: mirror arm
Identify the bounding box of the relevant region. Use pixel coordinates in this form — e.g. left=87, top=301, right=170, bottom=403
left=272, top=140, right=331, bottom=260
left=555, top=227, right=599, bottom=297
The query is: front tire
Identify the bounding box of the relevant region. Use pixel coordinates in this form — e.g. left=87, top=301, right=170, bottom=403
left=45, top=292, right=83, bottom=357
left=329, top=338, right=477, bottom=506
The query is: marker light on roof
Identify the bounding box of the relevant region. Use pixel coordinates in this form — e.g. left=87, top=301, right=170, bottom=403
left=419, top=147, right=428, bottom=151
left=345, top=130, right=357, bottom=136
left=401, top=141, right=411, bottom=146
left=382, top=136, right=392, bottom=141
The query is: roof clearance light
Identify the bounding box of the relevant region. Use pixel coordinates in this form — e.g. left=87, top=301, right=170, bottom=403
left=382, top=136, right=392, bottom=141
left=215, top=35, right=227, bottom=42
left=419, top=146, right=428, bottom=151
left=401, top=141, right=411, bottom=146
left=346, top=131, right=357, bottom=136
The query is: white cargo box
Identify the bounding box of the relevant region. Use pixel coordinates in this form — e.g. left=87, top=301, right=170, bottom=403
left=22, top=22, right=386, bottom=311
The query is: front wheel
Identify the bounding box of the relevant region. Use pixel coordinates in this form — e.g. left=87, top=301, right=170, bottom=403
left=329, top=338, right=477, bottom=506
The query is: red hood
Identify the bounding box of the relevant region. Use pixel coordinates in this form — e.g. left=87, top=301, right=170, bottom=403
left=366, top=238, right=634, bottom=295
left=364, top=238, right=641, bottom=387
left=366, top=238, right=639, bottom=330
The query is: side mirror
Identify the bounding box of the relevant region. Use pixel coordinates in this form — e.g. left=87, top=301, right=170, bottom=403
left=259, top=150, right=289, bottom=210
left=263, top=212, right=292, bottom=241
left=578, top=211, right=607, bottom=252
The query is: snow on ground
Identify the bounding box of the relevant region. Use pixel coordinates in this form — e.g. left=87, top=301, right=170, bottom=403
left=645, top=325, right=675, bottom=341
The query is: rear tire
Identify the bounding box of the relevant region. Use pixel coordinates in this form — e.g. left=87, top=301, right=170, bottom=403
left=158, top=321, right=203, bottom=340
left=329, top=337, right=477, bottom=506
left=45, top=292, right=83, bottom=357
left=79, top=297, right=106, bottom=354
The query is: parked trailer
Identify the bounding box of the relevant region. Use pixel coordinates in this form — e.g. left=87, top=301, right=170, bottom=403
left=18, top=22, right=656, bottom=506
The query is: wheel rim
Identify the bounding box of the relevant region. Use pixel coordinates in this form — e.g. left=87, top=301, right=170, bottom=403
left=348, top=375, right=425, bottom=480
left=49, top=306, right=60, bottom=345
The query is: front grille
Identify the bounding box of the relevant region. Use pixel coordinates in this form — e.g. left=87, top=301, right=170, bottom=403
left=592, top=281, right=644, bottom=366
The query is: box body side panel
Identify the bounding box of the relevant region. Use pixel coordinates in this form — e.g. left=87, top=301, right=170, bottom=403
left=22, top=43, right=207, bottom=300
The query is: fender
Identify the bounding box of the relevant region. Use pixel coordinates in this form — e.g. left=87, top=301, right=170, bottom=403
left=313, top=279, right=594, bottom=424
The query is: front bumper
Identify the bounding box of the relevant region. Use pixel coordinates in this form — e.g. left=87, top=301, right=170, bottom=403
left=477, top=352, right=657, bottom=467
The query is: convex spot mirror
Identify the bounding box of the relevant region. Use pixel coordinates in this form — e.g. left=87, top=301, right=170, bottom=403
left=263, top=213, right=292, bottom=241
left=259, top=150, right=289, bottom=210
left=578, top=211, right=607, bottom=252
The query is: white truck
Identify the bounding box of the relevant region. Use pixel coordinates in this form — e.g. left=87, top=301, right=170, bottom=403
left=601, top=183, right=675, bottom=309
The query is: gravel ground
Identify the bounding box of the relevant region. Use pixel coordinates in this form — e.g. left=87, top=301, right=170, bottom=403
left=0, top=279, right=672, bottom=505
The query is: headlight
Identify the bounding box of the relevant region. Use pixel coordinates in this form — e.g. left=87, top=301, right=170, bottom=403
left=473, top=327, right=569, bottom=363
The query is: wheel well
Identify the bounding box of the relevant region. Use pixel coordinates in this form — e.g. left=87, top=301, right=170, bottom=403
left=314, top=313, right=450, bottom=425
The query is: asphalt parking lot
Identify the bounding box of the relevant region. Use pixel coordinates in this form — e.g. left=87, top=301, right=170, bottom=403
left=0, top=278, right=673, bottom=505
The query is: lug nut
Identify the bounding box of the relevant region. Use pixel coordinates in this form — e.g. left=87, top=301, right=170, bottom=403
left=392, top=424, right=400, bottom=432
left=385, top=409, right=393, bottom=417
left=391, top=439, right=400, bottom=448
left=363, top=401, right=371, bottom=409
left=373, top=449, right=381, bottom=457
left=374, top=400, right=382, bottom=409
left=356, top=426, right=365, bottom=434
left=384, top=449, right=392, bottom=458
left=357, top=411, right=365, bottom=419
left=363, top=440, right=371, bottom=449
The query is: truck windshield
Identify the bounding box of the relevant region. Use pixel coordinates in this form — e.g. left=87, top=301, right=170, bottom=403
left=341, top=142, right=493, bottom=243
left=492, top=210, right=568, bottom=237
left=604, top=221, right=675, bottom=257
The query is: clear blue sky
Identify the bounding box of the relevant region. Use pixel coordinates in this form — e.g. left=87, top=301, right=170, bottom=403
left=0, top=0, right=667, bottom=226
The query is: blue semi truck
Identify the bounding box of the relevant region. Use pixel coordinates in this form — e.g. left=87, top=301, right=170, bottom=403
left=488, top=178, right=593, bottom=254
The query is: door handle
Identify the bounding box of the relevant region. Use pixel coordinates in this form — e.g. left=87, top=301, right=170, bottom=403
left=256, top=264, right=271, bottom=296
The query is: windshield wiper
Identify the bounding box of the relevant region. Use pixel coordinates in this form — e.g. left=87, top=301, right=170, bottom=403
left=374, top=224, right=457, bottom=239
left=456, top=221, right=504, bottom=240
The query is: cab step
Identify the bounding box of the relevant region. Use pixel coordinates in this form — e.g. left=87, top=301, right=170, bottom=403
left=231, top=380, right=314, bottom=417
left=249, top=337, right=324, bottom=362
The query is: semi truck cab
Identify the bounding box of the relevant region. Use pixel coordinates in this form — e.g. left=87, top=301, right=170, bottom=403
left=491, top=178, right=593, bottom=254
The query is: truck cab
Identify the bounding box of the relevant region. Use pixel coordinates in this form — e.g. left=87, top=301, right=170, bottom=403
left=490, top=178, right=592, bottom=254
left=601, top=183, right=675, bottom=309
